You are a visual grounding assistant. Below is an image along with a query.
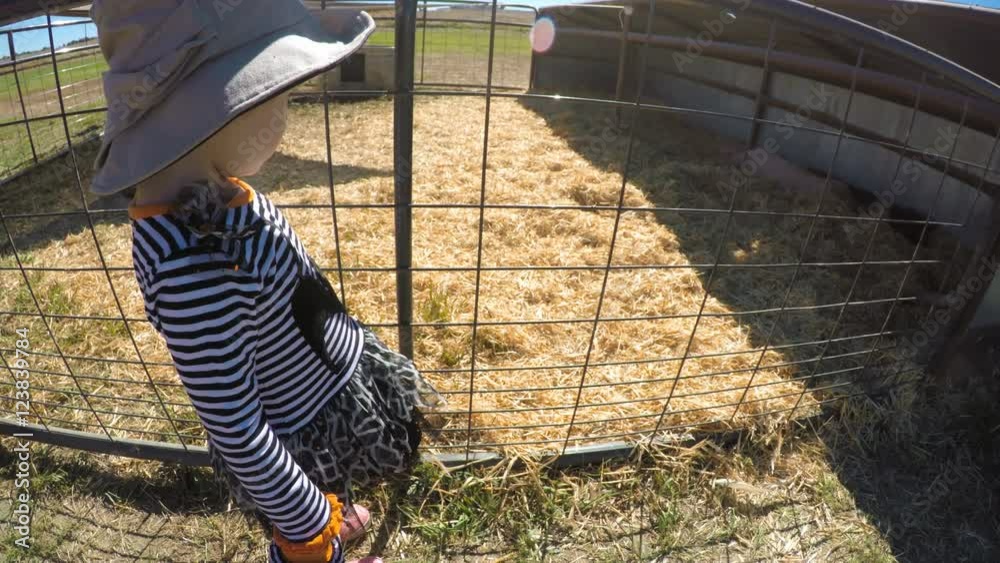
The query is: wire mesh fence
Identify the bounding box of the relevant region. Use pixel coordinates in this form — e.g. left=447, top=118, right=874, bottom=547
left=0, top=17, right=104, bottom=182
left=1, top=0, right=999, bottom=465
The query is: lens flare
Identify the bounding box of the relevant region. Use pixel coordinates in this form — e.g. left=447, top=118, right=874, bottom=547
left=530, top=17, right=556, bottom=53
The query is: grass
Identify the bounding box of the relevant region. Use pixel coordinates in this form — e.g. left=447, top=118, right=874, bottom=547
left=813, top=472, right=855, bottom=513
left=0, top=107, right=104, bottom=179
left=0, top=428, right=858, bottom=561
left=0, top=24, right=527, bottom=95
left=367, top=24, right=530, bottom=56
left=0, top=54, right=106, bottom=99
left=1, top=22, right=529, bottom=179
left=419, top=284, right=457, bottom=325
left=3, top=378, right=995, bottom=561
left=0, top=24, right=526, bottom=102
left=0, top=92, right=950, bottom=455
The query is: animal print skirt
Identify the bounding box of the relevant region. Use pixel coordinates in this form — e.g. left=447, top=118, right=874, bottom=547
left=207, top=324, right=444, bottom=528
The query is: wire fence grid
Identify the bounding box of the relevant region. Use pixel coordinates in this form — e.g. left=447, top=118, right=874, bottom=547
left=0, top=0, right=999, bottom=466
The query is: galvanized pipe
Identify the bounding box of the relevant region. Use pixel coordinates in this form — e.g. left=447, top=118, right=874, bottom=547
left=553, top=26, right=1000, bottom=135
left=419, top=0, right=428, bottom=84
left=394, top=0, right=418, bottom=358
left=675, top=0, right=1000, bottom=104
left=613, top=6, right=631, bottom=125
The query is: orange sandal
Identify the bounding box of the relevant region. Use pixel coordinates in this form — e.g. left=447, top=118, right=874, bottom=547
left=269, top=495, right=376, bottom=562
left=271, top=493, right=344, bottom=563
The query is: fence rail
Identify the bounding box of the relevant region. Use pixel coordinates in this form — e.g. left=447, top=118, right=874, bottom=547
left=1, top=0, right=999, bottom=465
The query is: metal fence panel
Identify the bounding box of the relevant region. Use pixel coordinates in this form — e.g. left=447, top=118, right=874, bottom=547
left=0, top=0, right=999, bottom=465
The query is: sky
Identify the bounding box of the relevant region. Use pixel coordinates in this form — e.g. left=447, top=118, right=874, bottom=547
left=0, top=16, right=98, bottom=59
left=3, top=0, right=1000, bottom=59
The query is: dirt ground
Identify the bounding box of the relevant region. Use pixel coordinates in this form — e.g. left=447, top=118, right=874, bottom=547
left=0, top=76, right=103, bottom=122
left=0, top=375, right=997, bottom=562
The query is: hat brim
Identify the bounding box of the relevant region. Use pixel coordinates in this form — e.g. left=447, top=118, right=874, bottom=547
left=90, top=8, right=375, bottom=195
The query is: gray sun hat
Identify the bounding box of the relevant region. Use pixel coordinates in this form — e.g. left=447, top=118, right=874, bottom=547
left=89, top=0, right=375, bottom=195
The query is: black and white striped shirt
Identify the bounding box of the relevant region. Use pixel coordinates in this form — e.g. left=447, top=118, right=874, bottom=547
left=129, top=178, right=364, bottom=542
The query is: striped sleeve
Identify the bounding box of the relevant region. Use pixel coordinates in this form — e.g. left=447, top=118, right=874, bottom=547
left=132, top=243, right=160, bottom=331
left=144, top=251, right=332, bottom=542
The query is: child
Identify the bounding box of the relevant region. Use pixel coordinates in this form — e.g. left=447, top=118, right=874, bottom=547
left=88, top=1, right=441, bottom=561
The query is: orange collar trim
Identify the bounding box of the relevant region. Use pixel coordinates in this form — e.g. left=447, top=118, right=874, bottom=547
left=128, top=178, right=256, bottom=220
left=126, top=201, right=172, bottom=221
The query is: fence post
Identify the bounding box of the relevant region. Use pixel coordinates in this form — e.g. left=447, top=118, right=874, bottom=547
left=419, top=0, right=428, bottom=85
left=394, top=0, right=417, bottom=358
left=614, top=6, right=631, bottom=125
left=8, top=32, right=38, bottom=164
left=527, top=9, right=538, bottom=91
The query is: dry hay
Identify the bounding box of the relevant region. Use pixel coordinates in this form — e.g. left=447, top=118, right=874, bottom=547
left=0, top=94, right=946, bottom=455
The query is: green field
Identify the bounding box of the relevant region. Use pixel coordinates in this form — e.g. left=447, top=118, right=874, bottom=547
left=367, top=23, right=530, bottom=55
left=0, top=25, right=528, bottom=99
left=0, top=53, right=107, bottom=98
left=0, top=23, right=529, bottom=180
left=0, top=110, right=104, bottom=178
